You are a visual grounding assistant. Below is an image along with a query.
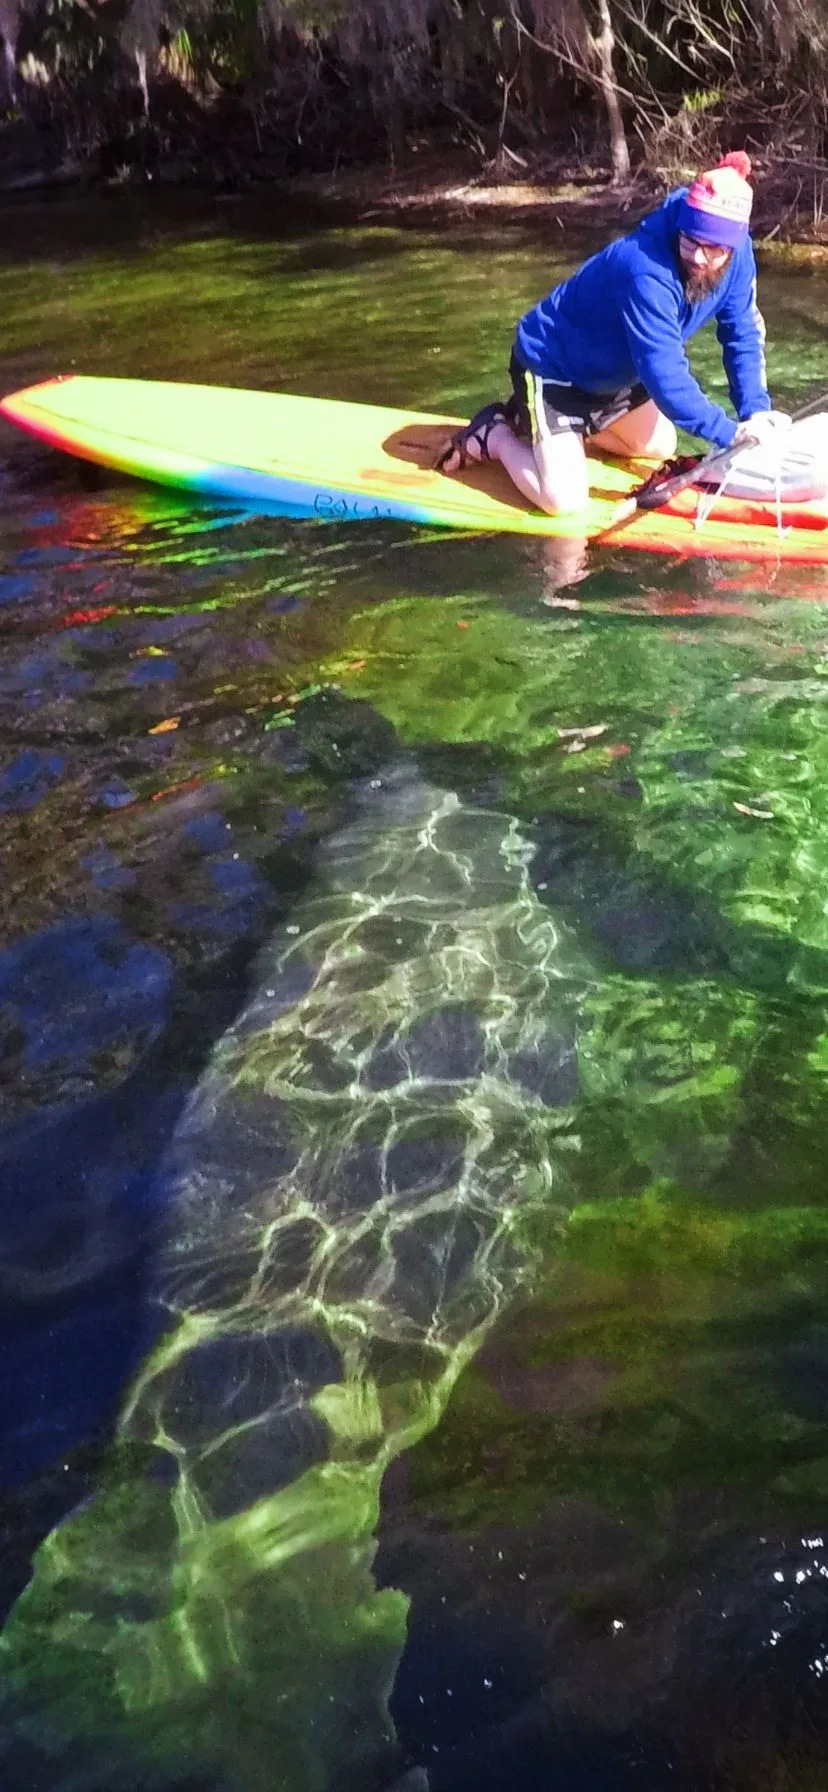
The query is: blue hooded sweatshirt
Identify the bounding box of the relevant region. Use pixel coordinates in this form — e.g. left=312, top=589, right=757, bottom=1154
left=514, top=190, right=770, bottom=448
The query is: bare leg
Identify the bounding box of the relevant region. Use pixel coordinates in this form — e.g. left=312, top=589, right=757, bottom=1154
left=438, top=399, right=675, bottom=519
left=500, top=424, right=590, bottom=515
left=445, top=420, right=590, bottom=517
left=591, top=400, right=677, bottom=460
left=441, top=420, right=589, bottom=587
left=514, top=399, right=676, bottom=511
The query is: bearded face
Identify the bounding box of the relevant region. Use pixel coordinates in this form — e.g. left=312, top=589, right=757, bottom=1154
left=678, top=233, right=733, bottom=303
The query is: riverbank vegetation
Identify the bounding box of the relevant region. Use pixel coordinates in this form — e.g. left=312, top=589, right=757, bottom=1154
left=0, top=0, right=826, bottom=234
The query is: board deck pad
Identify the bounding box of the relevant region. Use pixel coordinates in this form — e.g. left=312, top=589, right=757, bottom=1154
left=3, top=375, right=828, bottom=564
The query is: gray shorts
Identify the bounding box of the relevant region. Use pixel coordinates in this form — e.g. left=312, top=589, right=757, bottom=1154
left=508, top=349, right=649, bottom=443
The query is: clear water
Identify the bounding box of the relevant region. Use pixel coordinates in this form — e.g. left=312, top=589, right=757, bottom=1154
left=1, top=192, right=828, bottom=1792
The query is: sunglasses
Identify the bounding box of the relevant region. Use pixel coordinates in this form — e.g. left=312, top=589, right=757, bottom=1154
left=678, top=232, right=731, bottom=266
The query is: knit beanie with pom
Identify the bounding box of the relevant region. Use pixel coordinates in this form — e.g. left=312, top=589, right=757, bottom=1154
left=678, top=150, right=753, bottom=248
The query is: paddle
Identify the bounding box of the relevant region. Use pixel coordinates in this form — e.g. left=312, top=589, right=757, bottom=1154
left=598, top=386, right=828, bottom=539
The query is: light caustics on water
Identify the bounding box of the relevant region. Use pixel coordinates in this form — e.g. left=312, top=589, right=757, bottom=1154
left=0, top=762, right=595, bottom=1792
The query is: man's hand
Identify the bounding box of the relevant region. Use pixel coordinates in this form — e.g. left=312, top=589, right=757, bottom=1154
left=734, top=410, right=792, bottom=448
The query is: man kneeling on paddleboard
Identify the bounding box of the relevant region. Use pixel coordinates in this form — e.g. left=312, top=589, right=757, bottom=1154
left=437, top=151, right=789, bottom=517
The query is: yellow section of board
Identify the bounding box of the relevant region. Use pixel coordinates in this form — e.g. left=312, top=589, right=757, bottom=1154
left=0, top=376, right=642, bottom=535
left=6, top=376, right=828, bottom=564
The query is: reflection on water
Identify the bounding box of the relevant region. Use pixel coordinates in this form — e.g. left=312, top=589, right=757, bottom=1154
left=2, top=197, right=828, bottom=1790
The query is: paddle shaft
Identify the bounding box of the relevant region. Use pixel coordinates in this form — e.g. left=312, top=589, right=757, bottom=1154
left=598, top=386, right=828, bottom=539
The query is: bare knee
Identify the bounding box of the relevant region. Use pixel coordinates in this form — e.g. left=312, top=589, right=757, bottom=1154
left=642, top=411, right=678, bottom=458
left=491, top=424, right=590, bottom=516
left=535, top=475, right=590, bottom=517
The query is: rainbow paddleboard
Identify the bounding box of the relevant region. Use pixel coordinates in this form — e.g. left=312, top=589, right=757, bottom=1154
left=4, top=374, right=828, bottom=564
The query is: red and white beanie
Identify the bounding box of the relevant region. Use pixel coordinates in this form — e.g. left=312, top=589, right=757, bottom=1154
left=678, top=150, right=753, bottom=249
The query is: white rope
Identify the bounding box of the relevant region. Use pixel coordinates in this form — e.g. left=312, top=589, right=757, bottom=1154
left=693, top=446, right=745, bottom=529
left=693, top=427, right=803, bottom=535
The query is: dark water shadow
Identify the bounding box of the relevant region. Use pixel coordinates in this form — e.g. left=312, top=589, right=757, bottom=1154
left=0, top=184, right=612, bottom=284
left=0, top=692, right=398, bottom=1624
left=380, top=1520, right=828, bottom=1791
left=0, top=930, right=293, bottom=1617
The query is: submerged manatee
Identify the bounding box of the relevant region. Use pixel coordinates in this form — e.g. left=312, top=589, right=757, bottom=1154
left=0, top=762, right=590, bottom=1792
